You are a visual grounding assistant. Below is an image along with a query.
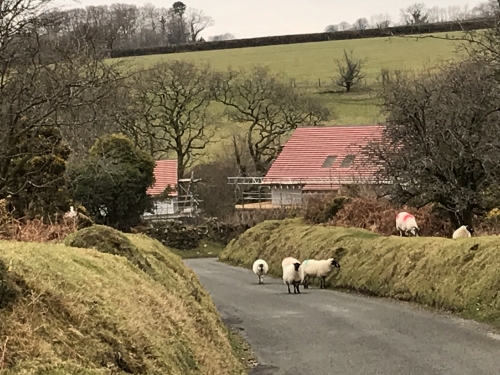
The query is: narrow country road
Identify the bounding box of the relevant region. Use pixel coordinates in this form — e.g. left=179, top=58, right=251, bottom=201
left=184, top=258, right=500, bottom=375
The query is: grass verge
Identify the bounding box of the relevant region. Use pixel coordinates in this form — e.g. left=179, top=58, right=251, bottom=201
left=0, top=225, right=248, bottom=374
left=169, top=240, right=224, bottom=259
left=219, top=218, right=500, bottom=327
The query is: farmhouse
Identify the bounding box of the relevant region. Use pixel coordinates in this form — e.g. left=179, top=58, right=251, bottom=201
left=143, top=159, right=179, bottom=218
left=261, top=125, right=384, bottom=206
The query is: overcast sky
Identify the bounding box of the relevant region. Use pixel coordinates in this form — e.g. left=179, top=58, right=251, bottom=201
left=58, top=0, right=483, bottom=39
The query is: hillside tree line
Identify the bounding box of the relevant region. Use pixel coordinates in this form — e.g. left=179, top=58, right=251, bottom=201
left=325, top=0, right=497, bottom=33
left=37, top=1, right=229, bottom=51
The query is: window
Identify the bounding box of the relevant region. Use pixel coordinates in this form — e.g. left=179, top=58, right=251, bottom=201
left=321, top=155, right=337, bottom=168
left=340, top=154, right=356, bottom=167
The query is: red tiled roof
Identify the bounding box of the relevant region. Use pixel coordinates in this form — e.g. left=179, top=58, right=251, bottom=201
left=147, top=159, right=178, bottom=196
left=263, top=125, right=384, bottom=189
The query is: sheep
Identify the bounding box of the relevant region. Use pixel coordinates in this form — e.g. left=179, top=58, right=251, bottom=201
left=452, top=225, right=474, bottom=239
left=300, top=258, right=341, bottom=289
left=281, top=257, right=300, bottom=270
left=252, top=259, right=269, bottom=284
left=64, top=206, right=77, bottom=220
left=282, top=262, right=302, bottom=294
left=395, top=211, right=420, bottom=237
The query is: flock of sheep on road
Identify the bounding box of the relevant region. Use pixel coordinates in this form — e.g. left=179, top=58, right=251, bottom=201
left=252, top=211, right=476, bottom=294
left=252, top=256, right=341, bottom=294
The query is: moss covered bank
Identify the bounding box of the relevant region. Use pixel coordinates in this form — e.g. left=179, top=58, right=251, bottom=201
left=0, top=225, right=247, bottom=374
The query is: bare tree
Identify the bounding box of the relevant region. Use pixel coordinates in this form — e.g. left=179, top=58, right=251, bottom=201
left=0, top=0, right=128, bottom=215
left=209, top=33, right=235, bottom=41
left=186, top=8, right=214, bottom=42
left=445, top=4, right=473, bottom=21
left=324, top=24, right=339, bottom=32
left=400, top=3, right=429, bottom=25
left=338, top=21, right=351, bottom=31
left=370, top=13, right=392, bottom=28
left=334, top=49, right=366, bottom=93
left=212, top=66, right=330, bottom=175
left=352, top=17, right=369, bottom=30
left=472, top=0, right=499, bottom=18
left=363, top=59, right=500, bottom=228
left=130, top=60, right=215, bottom=179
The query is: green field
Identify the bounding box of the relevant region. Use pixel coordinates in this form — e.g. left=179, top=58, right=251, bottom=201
left=118, top=31, right=468, bottom=162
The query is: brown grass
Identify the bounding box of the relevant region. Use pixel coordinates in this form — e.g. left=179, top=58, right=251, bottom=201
left=220, top=218, right=500, bottom=326
left=0, top=227, right=248, bottom=374
left=331, top=197, right=454, bottom=237
left=0, top=198, right=81, bottom=243
left=301, top=193, right=456, bottom=237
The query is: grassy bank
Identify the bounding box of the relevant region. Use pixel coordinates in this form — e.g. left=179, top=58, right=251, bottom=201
left=219, top=218, right=500, bottom=326
left=0, top=225, right=247, bottom=374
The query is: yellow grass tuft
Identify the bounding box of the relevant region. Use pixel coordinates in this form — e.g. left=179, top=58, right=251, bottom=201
left=220, top=218, right=500, bottom=326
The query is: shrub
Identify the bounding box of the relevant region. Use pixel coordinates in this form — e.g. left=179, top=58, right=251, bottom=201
left=68, top=133, right=155, bottom=232
left=2, top=125, right=71, bottom=220
left=303, top=193, right=351, bottom=224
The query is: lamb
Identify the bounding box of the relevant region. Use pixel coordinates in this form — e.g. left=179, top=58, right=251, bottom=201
left=252, top=259, right=269, bottom=284
left=300, top=258, right=340, bottom=289
left=282, top=262, right=302, bottom=294
left=395, top=211, right=420, bottom=237
left=452, top=225, right=474, bottom=239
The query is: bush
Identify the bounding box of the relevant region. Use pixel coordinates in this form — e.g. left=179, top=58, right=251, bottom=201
left=303, top=193, right=351, bottom=224
left=3, top=125, right=71, bottom=220
left=68, top=133, right=155, bottom=232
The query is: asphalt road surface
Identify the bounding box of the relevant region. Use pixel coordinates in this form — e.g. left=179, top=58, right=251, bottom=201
left=184, top=258, right=500, bottom=375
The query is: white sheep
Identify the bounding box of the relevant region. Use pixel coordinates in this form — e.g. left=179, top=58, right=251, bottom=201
left=281, top=256, right=300, bottom=270
left=252, top=259, right=269, bottom=284
left=282, top=262, right=302, bottom=294
left=64, top=206, right=77, bottom=220
left=300, top=258, right=341, bottom=289
left=452, top=225, right=474, bottom=239
left=395, top=211, right=420, bottom=237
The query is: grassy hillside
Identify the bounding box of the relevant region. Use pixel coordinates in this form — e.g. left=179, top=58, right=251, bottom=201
left=0, top=225, right=248, bottom=374
left=220, top=219, right=500, bottom=327
left=118, top=31, right=467, bottom=162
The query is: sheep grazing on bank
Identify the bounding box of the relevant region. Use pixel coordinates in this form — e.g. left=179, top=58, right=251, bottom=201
left=300, top=258, right=341, bottom=289
left=395, top=211, right=420, bottom=237
left=282, top=262, right=302, bottom=294
left=452, top=225, right=474, bottom=239
left=252, top=259, right=269, bottom=284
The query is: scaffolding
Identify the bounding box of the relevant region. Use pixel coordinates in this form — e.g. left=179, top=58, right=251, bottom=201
left=143, top=173, right=203, bottom=221
left=227, top=175, right=391, bottom=209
